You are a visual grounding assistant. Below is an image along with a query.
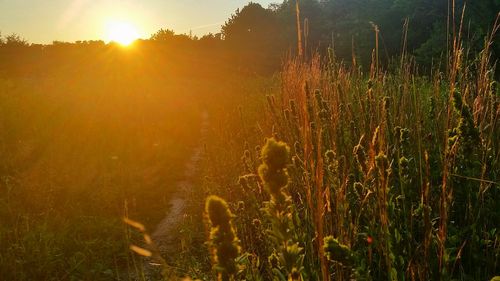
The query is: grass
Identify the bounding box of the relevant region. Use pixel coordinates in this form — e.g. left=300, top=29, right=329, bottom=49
left=1, top=12, right=499, bottom=281
left=0, top=67, right=202, bottom=279
left=0, top=63, right=273, bottom=279
left=199, top=27, right=500, bottom=280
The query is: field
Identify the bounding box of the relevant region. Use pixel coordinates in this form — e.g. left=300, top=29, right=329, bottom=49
left=1, top=1, right=500, bottom=281
left=0, top=64, right=202, bottom=278
left=197, top=43, right=500, bottom=280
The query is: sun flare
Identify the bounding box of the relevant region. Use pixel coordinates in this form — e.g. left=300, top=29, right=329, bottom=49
left=105, top=20, right=140, bottom=46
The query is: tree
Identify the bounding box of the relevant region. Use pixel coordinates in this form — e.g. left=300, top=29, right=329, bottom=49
left=5, top=33, right=29, bottom=46
left=150, top=29, right=175, bottom=41
left=221, top=2, right=287, bottom=72
left=222, top=2, right=283, bottom=47
left=2, top=33, right=28, bottom=47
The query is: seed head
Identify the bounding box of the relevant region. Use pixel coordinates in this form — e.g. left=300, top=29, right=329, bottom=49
left=323, top=236, right=353, bottom=265
left=260, top=138, right=290, bottom=171
left=205, top=196, right=240, bottom=279
left=206, top=195, right=234, bottom=228
left=325, top=150, right=336, bottom=163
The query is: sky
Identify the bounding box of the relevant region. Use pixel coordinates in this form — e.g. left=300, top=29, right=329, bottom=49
left=0, top=0, right=277, bottom=44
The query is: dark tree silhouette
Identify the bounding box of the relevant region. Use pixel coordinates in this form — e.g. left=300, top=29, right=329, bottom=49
left=150, top=28, right=175, bottom=41
left=1, top=33, right=29, bottom=46
left=221, top=2, right=287, bottom=72
left=1, top=0, right=499, bottom=76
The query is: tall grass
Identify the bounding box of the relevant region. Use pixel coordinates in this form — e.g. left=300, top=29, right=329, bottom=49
left=201, top=19, right=500, bottom=280
left=0, top=67, right=203, bottom=279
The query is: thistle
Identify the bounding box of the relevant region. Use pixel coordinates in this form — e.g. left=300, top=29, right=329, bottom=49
left=258, top=138, right=290, bottom=205
left=449, top=90, right=481, bottom=157
left=206, top=195, right=240, bottom=281
left=323, top=236, right=355, bottom=266
left=258, top=138, right=304, bottom=280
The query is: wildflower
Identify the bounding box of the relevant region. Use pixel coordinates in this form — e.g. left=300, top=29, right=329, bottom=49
left=323, top=236, right=354, bottom=266
left=280, top=242, right=304, bottom=280
left=237, top=201, right=245, bottom=211
left=205, top=196, right=240, bottom=281
left=325, top=150, right=336, bottom=163
left=252, top=218, right=261, bottom=228
left=268, top=252, right=280, bottom=268
left=258, top=138, right=290, bottom=202
left=399, top=156, right=409, bottom=180
left=366, top=236, right=373, bottom=245
left=255, top=145, right=261, bottom=153
left=290, top=267, right=301, bottom=280
left=258, top=138, right=304, bottom=278
left=395, top=127, right=411, bottom=157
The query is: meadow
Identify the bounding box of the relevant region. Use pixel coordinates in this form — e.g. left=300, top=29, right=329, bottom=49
left=0, top=66, right=203, bottom=279
left=0, top=43, right=275, bottom=279
left=1, top=1, right=499, bottom=281
left=195, top=32, right=500, bottom=281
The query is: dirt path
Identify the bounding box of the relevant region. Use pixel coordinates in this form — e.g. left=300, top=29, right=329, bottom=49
left=144, top=110, right=209, bottom=278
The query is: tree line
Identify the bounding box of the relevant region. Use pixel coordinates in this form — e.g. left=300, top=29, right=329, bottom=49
left=1, top=0, right=499, bottom=77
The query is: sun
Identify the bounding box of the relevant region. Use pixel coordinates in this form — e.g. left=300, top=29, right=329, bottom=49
left=105, top=20, right=140, bottom=46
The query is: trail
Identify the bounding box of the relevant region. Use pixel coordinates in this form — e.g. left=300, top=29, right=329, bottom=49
left=144, top=110, right=209, bottom=278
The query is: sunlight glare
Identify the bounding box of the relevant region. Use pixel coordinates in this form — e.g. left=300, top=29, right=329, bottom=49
left=105, top=20, right=140, bottom=46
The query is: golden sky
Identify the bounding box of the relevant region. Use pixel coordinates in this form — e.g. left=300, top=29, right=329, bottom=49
left=0, top=0, right=276, bottom=43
